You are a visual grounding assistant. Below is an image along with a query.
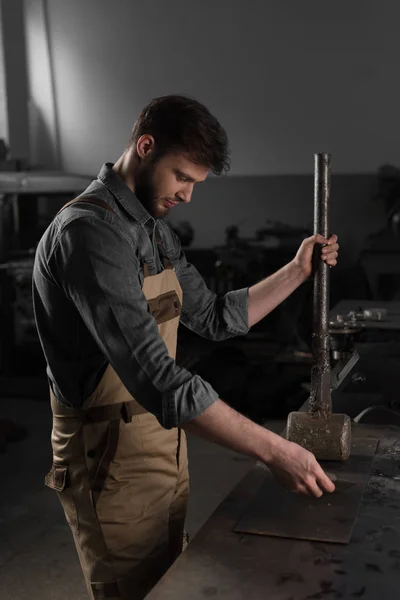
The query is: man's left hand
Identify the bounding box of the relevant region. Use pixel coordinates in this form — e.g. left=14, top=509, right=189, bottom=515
left=293, top=234, right=339, bottom=279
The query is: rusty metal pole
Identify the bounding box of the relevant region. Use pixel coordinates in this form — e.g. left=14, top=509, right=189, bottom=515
left=310, top=153, right=331, bottom=420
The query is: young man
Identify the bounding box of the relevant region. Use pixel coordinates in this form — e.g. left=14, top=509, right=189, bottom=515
left=33, top=95, right=338, bottom=600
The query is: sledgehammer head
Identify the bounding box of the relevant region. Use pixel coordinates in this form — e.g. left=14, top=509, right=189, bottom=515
left=286, top=411, right=351, bottom=461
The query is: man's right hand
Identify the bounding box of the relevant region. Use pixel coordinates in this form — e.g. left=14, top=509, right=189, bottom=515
left=183, top=398, right=335, bottom=499
left=267, top=438, right=336, bottom=498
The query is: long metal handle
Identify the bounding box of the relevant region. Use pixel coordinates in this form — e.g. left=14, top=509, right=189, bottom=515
left=309, top=153, right=332, bottom=418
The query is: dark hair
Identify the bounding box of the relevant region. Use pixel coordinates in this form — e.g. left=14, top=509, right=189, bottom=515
left=128, top=95, right=230, bottom=176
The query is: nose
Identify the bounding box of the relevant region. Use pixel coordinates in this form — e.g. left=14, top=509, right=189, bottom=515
left=177, top=184, right=193, bottom=204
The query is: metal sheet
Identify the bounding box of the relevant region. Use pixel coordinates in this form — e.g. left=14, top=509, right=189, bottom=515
left=234, top=437, right=378, bottom=544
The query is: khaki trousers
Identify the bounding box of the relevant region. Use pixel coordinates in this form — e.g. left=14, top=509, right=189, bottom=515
left=46, top=391, right=189, bottom=599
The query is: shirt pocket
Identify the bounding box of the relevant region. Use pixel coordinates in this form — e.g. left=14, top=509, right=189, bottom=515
left=147, top=290, right=182, bottom=324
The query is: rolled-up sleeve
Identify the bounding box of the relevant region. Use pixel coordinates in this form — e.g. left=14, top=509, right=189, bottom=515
left=52, top=217, right=218, bottom=428
left=171, top=233, right=250, bottom=341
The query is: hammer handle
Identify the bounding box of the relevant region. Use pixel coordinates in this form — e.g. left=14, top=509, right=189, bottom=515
left=309, top=153, right=332, bottom=418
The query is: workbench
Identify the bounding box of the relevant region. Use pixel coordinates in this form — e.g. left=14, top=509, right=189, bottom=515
left=147, top=421, right=400, bottom=600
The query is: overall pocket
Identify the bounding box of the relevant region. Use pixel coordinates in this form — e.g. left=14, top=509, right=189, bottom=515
left=45, top=463, right=79, bottom=531
left=148, top=290, right=182, bottom=324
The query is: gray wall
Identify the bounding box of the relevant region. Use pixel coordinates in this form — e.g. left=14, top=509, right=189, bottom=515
left=23, top=0, right=393, bottom=257
left=1, top=0, right=29, bottom=159
left=0, top=5, right=8, bottom=142
left=24, top=0, right=60, bottom=168
left=26, top=0, right=400, bottom=176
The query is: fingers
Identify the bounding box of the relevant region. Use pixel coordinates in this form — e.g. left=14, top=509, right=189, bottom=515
left=272, top=442, right=336, bottom=498
left=315, top=466, right=336, bottom=493
left=321, top=244, right=339, bottom=255
left=322, top=249, right=339, bottom=259
left=294, top=484, right=311, bottom=497
left=300, top=459, right=336, bottom=497
left=322, top=249, right=338, bottom=266
left=312, top=233, right=338, bottom=246
left=299, top=473, right=335, bottom=498
left=294, top=477, right=325, bottom=498
left=314, top=233, right=338, bottom=246
left=305, top=477, right=324, bottom=498
left=321, top=238, right=339, bottom=267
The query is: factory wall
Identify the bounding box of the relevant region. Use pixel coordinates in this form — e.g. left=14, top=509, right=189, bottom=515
left=23, top=0, right=393, bottom=258
left=0, top=6, right=8, bottom=142
left=25, top=0, right=400, bottom=176
left=1, top=0, right=29, bottom=159
left=24, top=0, right=59, bottom=168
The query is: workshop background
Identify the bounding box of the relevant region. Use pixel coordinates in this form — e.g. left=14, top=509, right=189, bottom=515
left=2, top=1, right=400, bottom=599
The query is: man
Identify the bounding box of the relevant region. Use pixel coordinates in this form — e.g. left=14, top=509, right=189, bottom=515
left=33, top=95, right=338, bottom=600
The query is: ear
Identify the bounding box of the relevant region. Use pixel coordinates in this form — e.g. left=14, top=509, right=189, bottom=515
left=136, top=135, right=155, bottom=159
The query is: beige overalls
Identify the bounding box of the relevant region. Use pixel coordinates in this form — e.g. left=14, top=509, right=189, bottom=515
left=44, top=198, right=189, bottom=599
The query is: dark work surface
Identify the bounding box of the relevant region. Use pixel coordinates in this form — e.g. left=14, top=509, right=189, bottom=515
left=146, top=424, right=400, bottom=600
left=235, top=437, right=377, bottom=544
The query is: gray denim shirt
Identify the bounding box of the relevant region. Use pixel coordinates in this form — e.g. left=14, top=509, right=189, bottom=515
left=33, top=163, right=249, bottom=428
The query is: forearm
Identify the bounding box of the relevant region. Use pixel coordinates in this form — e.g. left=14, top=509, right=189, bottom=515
left=182, top=398, right=283, bottom=464
left=248, top=260, right=307, bottom=328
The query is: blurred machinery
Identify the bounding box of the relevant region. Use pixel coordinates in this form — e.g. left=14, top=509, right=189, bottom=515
left=182, top=218, right=309, bottom=299
left=179, top=216, right=400, bottom=425
left=361, top=164, right=400, bottom=299
left=0, top=171, right=92, bottom=377
left=177, top=219, right=314, bottom=422
left=327, top=300, right=400, bottom=424
left=214, top=219, right=311, bottom=341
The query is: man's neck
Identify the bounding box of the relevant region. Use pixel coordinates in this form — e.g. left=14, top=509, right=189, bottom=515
left=113, top=149, right=137, bottom=192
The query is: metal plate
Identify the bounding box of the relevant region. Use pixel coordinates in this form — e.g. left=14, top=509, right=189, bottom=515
left=234, top=437, right=378, bottom=544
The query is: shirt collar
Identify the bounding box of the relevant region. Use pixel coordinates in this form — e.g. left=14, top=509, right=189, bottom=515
left=97, top=162, right=155, bottom=228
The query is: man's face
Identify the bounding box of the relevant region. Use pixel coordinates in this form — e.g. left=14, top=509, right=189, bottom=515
left=134, top=152, right=209, bottom=219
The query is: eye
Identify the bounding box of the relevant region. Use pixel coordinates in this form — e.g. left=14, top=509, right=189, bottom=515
left=177, top=175, right=187, bottom=182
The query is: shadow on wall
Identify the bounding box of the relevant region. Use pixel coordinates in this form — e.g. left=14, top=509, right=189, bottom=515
left=166, top=173, right=386, bottom=265
left=28, top=99, right=59, bottom=169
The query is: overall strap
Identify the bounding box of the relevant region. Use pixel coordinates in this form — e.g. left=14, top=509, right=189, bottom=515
left=56, top=196, right=115, bottom=216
